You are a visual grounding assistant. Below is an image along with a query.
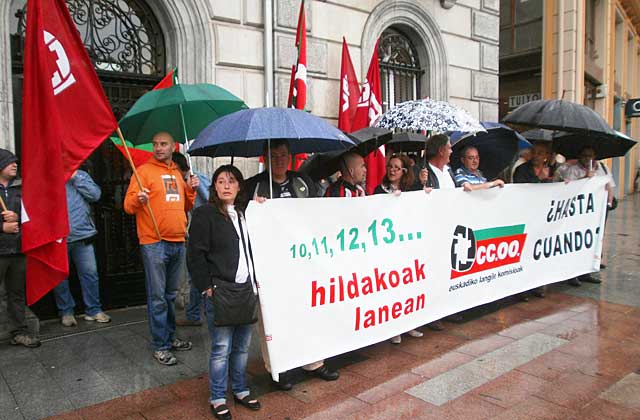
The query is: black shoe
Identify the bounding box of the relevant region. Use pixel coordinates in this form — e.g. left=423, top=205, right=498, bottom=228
left=568, top=277, right=582, bottom=287
left=306, top=365, right=339, bottom=381
left=233, top=394, right=261, bottom=411
left=211, top=403, right=232, bottom=420
left=271, top=373, right=292, bottom=391
left=600, top=263, right=606, bottom=270
left=580, top=274, right=601, bottom=284
left=427, top=320, right=444, bottom=331
left=445, top=313, right=464, bottom=323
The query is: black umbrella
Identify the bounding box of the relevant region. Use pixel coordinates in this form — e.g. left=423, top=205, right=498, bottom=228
left=503, top=99, right=615, bottom=135
left=552, top=130, right=637, bottom=160
left=385, top=132, right=429, bottom=153
left=298, top=150, right=344, bottom=181
left=520, top=128, right=555, bottom=143
left=346, top=127, right=393, bottom=156
left=299, top=127, right=393, bottom=181
left=450, top=122, right=523, bottom=180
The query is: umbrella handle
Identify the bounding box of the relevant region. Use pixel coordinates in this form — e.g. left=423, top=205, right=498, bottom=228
left=116, top=127, right=163, bottom=241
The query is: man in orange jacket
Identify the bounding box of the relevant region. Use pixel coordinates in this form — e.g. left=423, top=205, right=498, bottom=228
left=125, top=131, right=199, bottom=366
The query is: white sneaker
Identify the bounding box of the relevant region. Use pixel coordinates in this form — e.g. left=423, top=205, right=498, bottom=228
left=61, top=314, right=77, bottom=327
left=390, top=335, right=402, bottom=344
left=84, top=312, right=111, bottom=323
left=407, top=329, right=423, bottom=338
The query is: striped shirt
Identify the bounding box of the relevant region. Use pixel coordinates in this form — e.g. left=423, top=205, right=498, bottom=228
left=454, top=166, right=487, bottom=186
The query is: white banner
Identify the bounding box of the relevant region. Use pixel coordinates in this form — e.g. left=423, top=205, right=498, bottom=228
left=246, top=177, right=609, bottom=377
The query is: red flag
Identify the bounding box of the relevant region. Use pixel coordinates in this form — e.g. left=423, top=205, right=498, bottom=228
left=287, top=1, right=307, bottom=169
left=352, top=39, right=385, bottom=194
left=22, top=0, right=117, bottom=304
left=153, top=68, right=177, bottom=90
left=288, top=0, right=307, bottom=110
left=338, top=38, right=361, bottom=132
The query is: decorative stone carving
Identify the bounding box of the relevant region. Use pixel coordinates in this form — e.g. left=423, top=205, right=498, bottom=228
left=276, top=34, right=328, bottom=75
left=472, top=10, right=499, bottom=44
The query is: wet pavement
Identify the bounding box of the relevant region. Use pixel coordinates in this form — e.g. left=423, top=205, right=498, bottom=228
left=1, top=194, right=639, bottom=420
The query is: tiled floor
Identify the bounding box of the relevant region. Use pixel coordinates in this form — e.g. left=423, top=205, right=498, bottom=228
left=1, top=194, right=639, bottom=420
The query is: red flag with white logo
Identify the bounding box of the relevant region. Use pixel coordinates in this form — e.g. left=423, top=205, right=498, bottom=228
left=338, top=38, right=360, bottom=133
left=288, top=0, right=307, bottom=110
left=287, top=1, right=307, bottom=169
left=22, top=0, right=117, bottom=304
left=352, top=39, right=385, bottom=194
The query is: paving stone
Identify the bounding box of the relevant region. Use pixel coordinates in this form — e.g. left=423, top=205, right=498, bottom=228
left=406, top=333, right=567, bottom=406
left=599, top=372, right=640, bottom=410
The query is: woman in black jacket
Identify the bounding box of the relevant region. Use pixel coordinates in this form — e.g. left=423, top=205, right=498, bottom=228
left=188, top=165, right=261, bottom=420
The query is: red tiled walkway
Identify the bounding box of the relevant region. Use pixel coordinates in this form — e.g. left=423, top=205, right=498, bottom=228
left=47, top=292, right=640, bottom=420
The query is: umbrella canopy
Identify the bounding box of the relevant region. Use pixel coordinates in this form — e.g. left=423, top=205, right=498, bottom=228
left=188, top=107, right=355, bottom=157
left=450, top=122, right=527, bottom=181
left=298, top=150, right=344, bottom=181
left=384, top=132, right=429, bottom=153
left=552, top=130, right=637, bottom=160
left=376, top=99, right=485, bottom=133
left=297, top=127, right=392, bottom=182
left=119, top=83, right=247, bottom=144
left=346, top=127, right=393, bottom=156
left=520, top=128, right=556, bottom=143
left=503, top=99, right=615, bottom=135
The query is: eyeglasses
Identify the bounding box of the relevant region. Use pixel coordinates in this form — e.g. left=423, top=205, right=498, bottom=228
left=463, top=156, right=479, bottom=160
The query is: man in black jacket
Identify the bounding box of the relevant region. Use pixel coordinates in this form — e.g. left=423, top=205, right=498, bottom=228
left=246, top=140, right=339, bottom=390
left=0, top=149, right=40, bottom=348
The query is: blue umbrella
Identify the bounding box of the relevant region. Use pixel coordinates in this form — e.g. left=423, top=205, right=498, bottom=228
left=189, top=107, right=354, bottom=157
left=450, top=122, right=530, bottom=181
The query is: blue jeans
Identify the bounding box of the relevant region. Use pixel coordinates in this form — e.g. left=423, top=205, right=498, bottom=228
left=185, top=274, right=203, bottom=322
left=205, top=297, right=252, bottom=404
left=53, top=241, right=102, bottom=316
left=140, top=241, right=186, bottom=351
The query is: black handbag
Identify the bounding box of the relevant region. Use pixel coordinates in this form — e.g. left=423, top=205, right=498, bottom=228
left=210, top=213, right=258, bottom=327
left=210, top=280, right=257, bottom=326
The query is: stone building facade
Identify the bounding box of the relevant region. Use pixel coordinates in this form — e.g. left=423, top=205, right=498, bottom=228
left=0, top=0, right=500, bottom=332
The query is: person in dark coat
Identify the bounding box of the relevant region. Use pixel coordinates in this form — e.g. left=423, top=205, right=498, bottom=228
left=325, top=152, right=367, bottom=197
left=0, top=149, right=40, bottom=348
left=245, top=139, right=337, bottom=390
left=188, top=165, right=261, bottom=420
left=512, top=141, right=555, bottom=299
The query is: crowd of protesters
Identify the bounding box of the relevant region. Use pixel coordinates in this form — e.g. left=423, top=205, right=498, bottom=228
left=0, top=130, right=615, bottom=420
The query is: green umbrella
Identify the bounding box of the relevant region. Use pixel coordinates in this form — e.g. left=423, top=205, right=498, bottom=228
left=118, top=83, right=248, bottom=145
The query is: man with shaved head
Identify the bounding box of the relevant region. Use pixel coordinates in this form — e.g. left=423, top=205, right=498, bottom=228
left=125, top=131, right=199, bottom=366
left=325, top=152, right=367, bottom=197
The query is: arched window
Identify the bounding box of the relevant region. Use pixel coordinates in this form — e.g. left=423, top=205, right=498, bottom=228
left=378, top=27, right=425, bottom=110
left=9, top=0, right=167, bottom=314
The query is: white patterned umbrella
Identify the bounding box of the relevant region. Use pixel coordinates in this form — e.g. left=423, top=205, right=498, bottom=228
left=375, top=99, right=485, bottom=133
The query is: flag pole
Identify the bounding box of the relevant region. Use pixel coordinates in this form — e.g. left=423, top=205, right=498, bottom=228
left=116, top=127, right=163, bottom=241
left=0, top=195, right=7, bottom=212
left=174, top=70, right=194, bottom=174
